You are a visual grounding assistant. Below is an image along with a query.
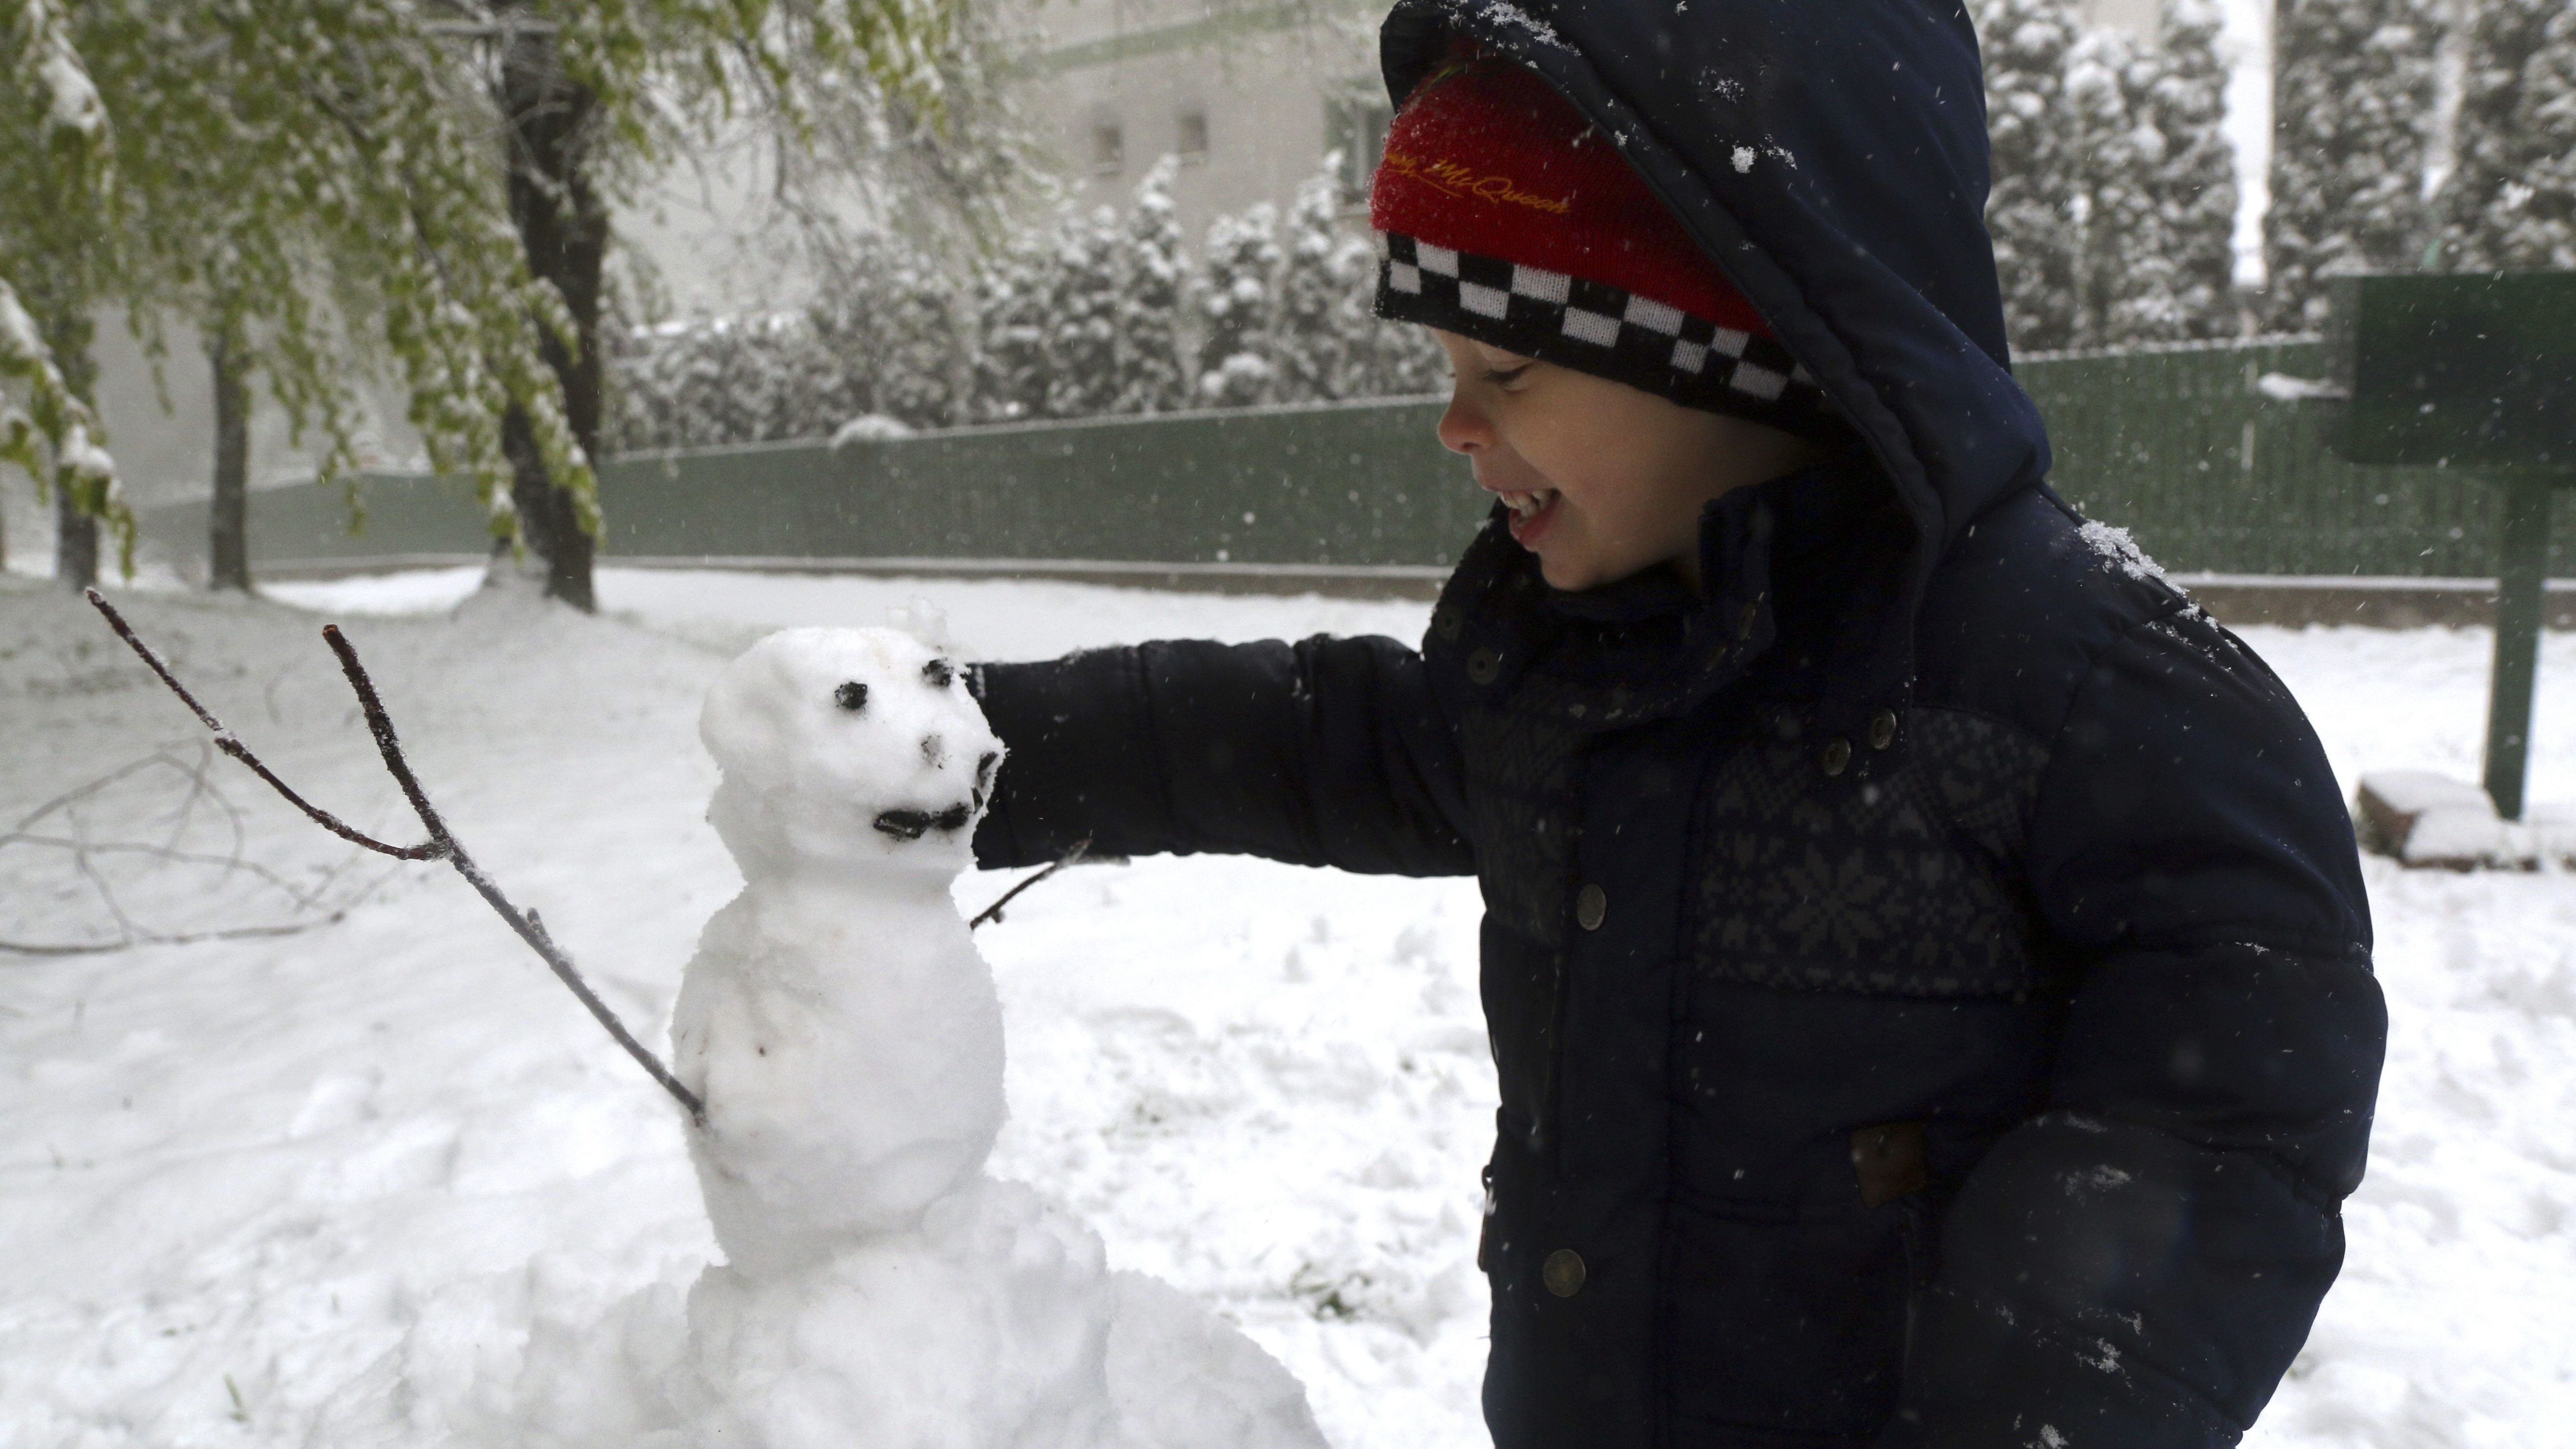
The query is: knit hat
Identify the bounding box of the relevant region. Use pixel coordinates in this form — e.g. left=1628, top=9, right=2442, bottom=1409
left=1370, top=54, right=1834, bottom=436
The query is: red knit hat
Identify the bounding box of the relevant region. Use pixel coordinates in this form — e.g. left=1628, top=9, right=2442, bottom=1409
left=1371, top=54, right=1834, bottom=435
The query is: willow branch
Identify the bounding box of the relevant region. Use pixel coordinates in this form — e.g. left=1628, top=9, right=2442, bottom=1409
left=86, top=590, right=705, bottom=1124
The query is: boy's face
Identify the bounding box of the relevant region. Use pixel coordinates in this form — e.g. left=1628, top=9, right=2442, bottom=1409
left=1429, top=328, right=1825, bottom=593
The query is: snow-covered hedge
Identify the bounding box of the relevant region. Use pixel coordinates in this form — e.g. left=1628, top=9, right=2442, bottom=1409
left=607, top=155, right=1445, bottom=454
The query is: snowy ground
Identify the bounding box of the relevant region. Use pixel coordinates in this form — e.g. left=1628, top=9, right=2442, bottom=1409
left=3, top=567, right=2573, bottom=1448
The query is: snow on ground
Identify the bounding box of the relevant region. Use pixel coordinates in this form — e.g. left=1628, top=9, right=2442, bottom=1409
left=4, top=568, right=2574, bottom=1448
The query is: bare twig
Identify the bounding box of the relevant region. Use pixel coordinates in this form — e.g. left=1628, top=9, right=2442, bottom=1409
left=86, top=595, right=444, bottom=861
left=84, top=590, right=706, bottom=1125
left=0, top=744, right=392, bottom=956
left=970, top=837, right=1092, bottom=930
left=0, top=917, right=360, bottom=957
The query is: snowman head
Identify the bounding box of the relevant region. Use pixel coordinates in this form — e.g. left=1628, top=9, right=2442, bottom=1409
left=699, top=628, right=1004, bottom=880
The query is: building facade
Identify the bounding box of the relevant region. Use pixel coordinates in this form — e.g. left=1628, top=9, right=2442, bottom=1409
left=1010, top=0, right=2168, bottom=245
left=1011, top=0, right=1389, bottom=243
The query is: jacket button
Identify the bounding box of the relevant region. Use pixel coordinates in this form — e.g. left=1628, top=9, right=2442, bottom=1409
left=1822, top=737, right=1853, bottom=776
left=1466, top=647, right=1501, bottom=684
left=1868, top=709, right=1899, bottom=751
left=1433, top=605, right=1464, bottom=640
left=1575, top=883, right=1607, bottom=931
left=1542, top=1248, right=1588, bottom=1297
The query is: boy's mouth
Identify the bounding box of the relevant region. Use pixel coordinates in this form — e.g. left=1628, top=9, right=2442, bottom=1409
left=1502, top=488, right=1559, bottom=545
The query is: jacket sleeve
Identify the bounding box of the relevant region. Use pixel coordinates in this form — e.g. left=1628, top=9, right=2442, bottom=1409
left=1885, top=606, right=2388, bottom=1449
left=965, top=635, right=1476, bottom=877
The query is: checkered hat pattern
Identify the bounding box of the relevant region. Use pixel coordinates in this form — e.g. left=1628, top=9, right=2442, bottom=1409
left=1376, top=232, right=1828, bottom=431
left=1368, top=53, right=1837, bottom=437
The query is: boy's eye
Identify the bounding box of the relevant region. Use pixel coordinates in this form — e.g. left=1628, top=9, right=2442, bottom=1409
left=1483, top=362, right=1534, bottom=388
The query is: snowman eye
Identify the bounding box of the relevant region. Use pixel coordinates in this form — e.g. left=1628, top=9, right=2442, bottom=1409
left=922, top=658, right=956, bottom=689
left=834, top=680, right=869, bottom=712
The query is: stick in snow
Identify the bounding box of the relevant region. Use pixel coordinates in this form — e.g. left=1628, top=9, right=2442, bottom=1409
left=85, top=590, right=707, bottom=1125
left=969, top=836, right=1093, bottom=929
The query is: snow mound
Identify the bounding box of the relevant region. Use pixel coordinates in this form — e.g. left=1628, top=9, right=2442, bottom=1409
left=2356, top=768, right=2576, bottom=870
left=830, top=413, right=916, bottom=447
left=481, top=1181, right=1324, bottom=1449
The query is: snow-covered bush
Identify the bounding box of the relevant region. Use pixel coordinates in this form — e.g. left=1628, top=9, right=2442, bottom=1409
left=606, top=313, right=845, bottom=454
left=605, top=153, right=1446, bottom=449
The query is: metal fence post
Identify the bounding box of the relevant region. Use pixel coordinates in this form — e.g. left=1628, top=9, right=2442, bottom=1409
left=2483, top=471, right=2557, bottom=819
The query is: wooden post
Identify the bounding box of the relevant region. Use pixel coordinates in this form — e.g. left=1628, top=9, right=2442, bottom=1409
left=2482, top=471, right=2557, bottom=819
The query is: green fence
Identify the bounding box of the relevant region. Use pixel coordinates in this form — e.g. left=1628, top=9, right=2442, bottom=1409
left=136, top=337, right=2576, bottom=579
left=2021, top=338, right=2573, bottom=577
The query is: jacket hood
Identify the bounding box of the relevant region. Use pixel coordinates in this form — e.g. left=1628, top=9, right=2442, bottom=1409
left=1382, top=0, right=2054, bottom=728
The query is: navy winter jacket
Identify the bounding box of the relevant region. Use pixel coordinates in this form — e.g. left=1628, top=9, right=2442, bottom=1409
left=968, top=3, right=2386, bottom=1445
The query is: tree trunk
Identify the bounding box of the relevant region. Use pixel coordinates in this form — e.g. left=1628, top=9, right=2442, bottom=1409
left=55, top=483, right=97, bottom=590
left=494, top=18, right=607, bottom=612
left=39, top=305, right=100, bottom=591
left=208, top=325, right=252, bottom=592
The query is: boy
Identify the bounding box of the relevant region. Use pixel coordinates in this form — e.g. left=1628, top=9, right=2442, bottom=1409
left=968, top=4, right=2385, bottom=1447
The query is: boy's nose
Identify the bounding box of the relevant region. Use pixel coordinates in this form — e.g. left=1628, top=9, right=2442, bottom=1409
left=1436, top=385, right=1495, bottom=457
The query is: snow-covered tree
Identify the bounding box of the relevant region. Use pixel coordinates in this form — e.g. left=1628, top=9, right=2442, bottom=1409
left=1197, top=203, right=1281, bottom=407
left=0, top=0, right=564, bottom=590
left=1111, top=157, right=1191, bottom=415
left=2112, top=0, right=2239, bottom=340
left=2265, top=0, right=2442, bottom=329
left=1979, top=0, right=2083, bottom=351
left=0, top=3, right=122, bottom=585
left=0, top=0, right=988, bottom=600
left=972, top=237, right=1055, bottom=423
left=812, top=243, right=973, bottom=431
left=2441, top=0, right=2576, bottom=270
left=2062, top=27, right=2151, bottom=350
left=1043, top=206, right=1125, bottom=420
left=1272, top=156, right=1350, bottom=404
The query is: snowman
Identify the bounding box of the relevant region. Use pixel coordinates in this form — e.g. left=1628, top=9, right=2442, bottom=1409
left=623, top=626, right=1327, bottom=1449
left=676, top=626, right=1012, bottom=1269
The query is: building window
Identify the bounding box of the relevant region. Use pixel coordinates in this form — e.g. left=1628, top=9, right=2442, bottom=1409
left=1325, top=85, right=1393, bottom=208
left=1177, top=109, right=1210, bottom=163
left=1092, top=121, right=1125, bottom=176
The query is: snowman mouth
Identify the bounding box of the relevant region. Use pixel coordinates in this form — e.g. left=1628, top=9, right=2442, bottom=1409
left=873, top=801, right=975, bottom=841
